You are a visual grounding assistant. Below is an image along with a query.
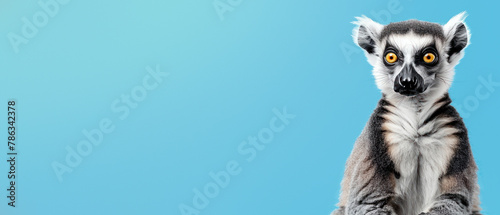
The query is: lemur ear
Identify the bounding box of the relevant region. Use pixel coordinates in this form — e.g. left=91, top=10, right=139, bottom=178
left=443, top=12, right=470, bottom=63
left=353, top=16, right=384, bottom=55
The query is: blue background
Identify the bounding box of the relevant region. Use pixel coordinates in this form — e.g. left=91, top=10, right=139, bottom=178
left=0, top=0, right=498, bottom=214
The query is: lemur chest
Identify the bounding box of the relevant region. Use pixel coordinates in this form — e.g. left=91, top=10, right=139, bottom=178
left=381, top=105, right=458, bottom=213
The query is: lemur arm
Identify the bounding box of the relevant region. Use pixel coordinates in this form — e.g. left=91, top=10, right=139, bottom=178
left=419, top=173, right=475, bottom=215
left=342, top=139, right=400, bottom=214
left=420, top=120, right=481, bottom=215
left=340, top=104, right=400, bottom=215
left=344, top=158, right=399, bottom=215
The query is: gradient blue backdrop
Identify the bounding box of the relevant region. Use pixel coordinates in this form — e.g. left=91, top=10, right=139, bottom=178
left=0, top=0, right=498, bottom=214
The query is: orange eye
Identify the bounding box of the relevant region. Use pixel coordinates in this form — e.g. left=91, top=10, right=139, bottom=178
left=385, top=52, right=398, bottom=63
left=423, top=53, right=436, bottom=63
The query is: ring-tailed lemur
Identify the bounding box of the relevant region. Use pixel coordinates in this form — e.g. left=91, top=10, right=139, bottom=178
left=332, top=12, right=481, bottom=215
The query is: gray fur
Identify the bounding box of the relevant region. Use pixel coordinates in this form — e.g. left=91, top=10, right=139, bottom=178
left=333, top=97, right=481, bottom=215
left=380, top=20, right=445, bottom=40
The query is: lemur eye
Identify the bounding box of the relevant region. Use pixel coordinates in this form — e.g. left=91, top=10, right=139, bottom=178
left=423, top=53, right=436, bottom=63
left=385, top=52, right=398, bottom=64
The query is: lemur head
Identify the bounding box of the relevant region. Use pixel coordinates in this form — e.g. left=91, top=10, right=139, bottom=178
left=353, top=12, right=470, bottom=98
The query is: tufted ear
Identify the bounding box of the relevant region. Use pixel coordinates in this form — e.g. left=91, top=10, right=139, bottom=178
left=443, top=12, right=470, bottom=64
left=353, top=16, right=384, bottom=55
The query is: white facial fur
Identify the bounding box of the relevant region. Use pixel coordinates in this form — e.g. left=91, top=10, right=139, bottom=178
left=376, top=34, right=450, bottom=100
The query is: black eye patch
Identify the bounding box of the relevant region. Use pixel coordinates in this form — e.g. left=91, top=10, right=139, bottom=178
left=383, top=45, right=404, bottom=67
left=415, top=45, right=439, bottom=67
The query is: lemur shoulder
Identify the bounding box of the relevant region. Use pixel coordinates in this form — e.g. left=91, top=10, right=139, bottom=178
left=332, top=12, right=481, bottom=215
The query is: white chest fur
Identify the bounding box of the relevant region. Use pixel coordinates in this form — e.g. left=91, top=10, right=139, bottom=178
left=381, top=98, right=458, bottom=214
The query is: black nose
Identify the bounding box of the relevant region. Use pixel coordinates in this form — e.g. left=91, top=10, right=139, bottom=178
left=394, top=65, right=424, bottom=96
left=399, top=76, right=418, bottom=90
